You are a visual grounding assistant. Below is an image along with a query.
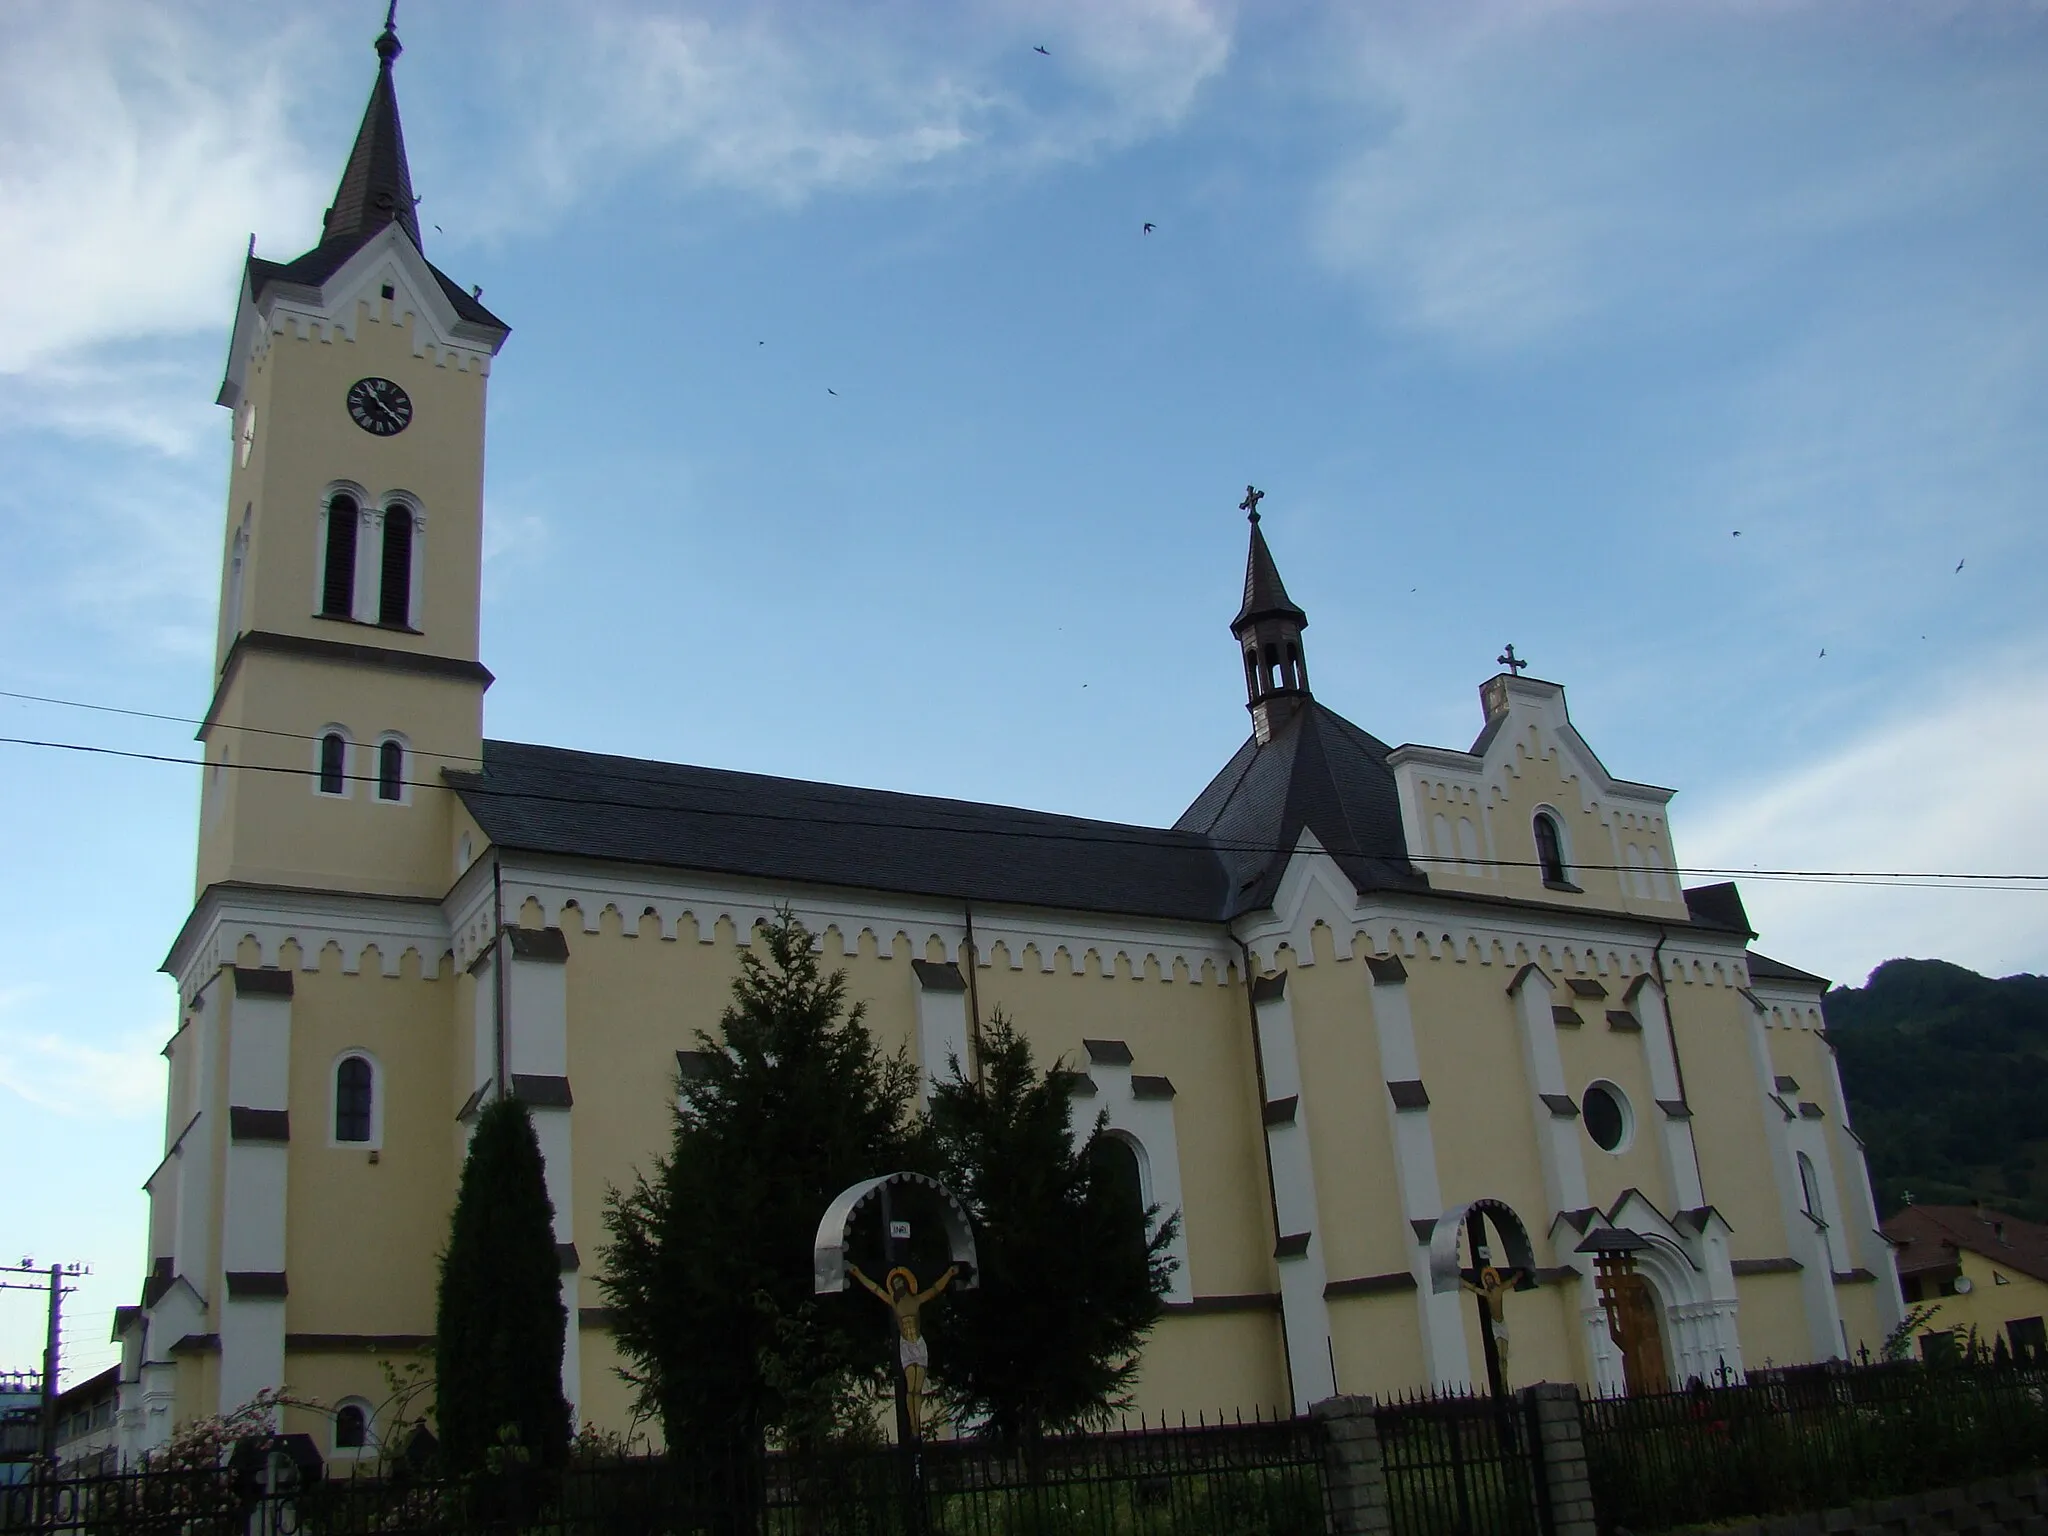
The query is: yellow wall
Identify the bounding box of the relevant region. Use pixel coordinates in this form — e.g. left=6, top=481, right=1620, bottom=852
left=1908, top=1247, right=2048, bottom=1356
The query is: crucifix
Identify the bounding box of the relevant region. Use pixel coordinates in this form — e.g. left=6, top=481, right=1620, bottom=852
left=1497, top=644, right=1527, bottom=676
left=1240, top=485, right=1265, bottom=523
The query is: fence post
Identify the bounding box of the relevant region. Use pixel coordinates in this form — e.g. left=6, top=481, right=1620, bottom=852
left=1310, top=1394, right=1391, bottom=1536
left=1524, top=1383, right=1598, bottom=1536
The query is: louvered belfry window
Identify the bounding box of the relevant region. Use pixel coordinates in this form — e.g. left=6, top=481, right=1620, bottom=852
left=378, top=506, right=412, bottom=626
left=323, top=495, right=359, bottom=617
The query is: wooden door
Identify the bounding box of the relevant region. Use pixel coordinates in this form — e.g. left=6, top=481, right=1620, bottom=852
left=1612, top=1274, right=1669, bottom=1395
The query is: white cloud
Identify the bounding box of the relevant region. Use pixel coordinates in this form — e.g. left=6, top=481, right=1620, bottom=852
left=456, top=0, right=1233, bottom=228
left=1684, top=647, right=2048, bottom=987
left=0, top=989, right=164, bottom=1121
left=0, top=4, right=328, bottom=378
left=1308, top=1, right=2048, bottom=350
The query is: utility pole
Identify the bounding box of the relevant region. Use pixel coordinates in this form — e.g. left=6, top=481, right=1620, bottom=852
left=0, top=1260, right=85, bottom=1470
left=39, top=1265, right=61, bottom=1467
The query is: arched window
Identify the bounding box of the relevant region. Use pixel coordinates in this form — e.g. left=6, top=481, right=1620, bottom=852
left=220, top=506, right=251, bottom=657
left=377, top=738, right=404, bottom=802
left=1534, top=812, right=1569, bottom=886
left=1264, top=642, right=1281, bottom=690
left=322, top=495, right=359, bottom=618
left=317, top=732, right=349, bottom=797
left=1797, top=1152, right=1826, bottom=1226
left=378, top=506, right=413, bottom=627
left=1243, top=649, right=1259, bottom=693
left=335, top=1055, right=374, bottom=1143
left=1090, top=1134, right=1150, bottom=1267
left=334, top=1402, right=369, bottom=1451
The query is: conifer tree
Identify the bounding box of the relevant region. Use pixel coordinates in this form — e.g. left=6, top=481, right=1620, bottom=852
left=600, top=910, right=921, bottom=1458
left=434, top=1096, right=572, bottom=1473
left=925, top=1012, right=1177, bottom=1444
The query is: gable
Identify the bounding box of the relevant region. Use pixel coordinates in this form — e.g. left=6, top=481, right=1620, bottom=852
left=1385, top=676, right=1688, bottom=921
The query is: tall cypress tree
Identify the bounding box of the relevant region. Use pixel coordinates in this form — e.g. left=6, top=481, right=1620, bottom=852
left=600, top=910, right=921, bottom=1458
left=925, top=1012, right=1178, bottom=1444
left=435, top=1096, right=572, bottom=1473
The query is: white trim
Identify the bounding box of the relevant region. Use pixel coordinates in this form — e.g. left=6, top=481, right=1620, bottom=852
left=220, top=222, right=505, bottom=413
left=329, top=1049, right=384, bottom=1150
left=165, top=886, right=453, bottom=993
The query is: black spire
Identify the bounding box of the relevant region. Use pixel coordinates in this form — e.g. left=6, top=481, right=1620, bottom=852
left=1228, top=490, right=1311, bottom=743
left=322, top=5, right=421, bottom=250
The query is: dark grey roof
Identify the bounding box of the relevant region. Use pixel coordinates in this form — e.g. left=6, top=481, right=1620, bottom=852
left=327, top=22, right=419, bottom=249
left=1232, top=521, right=1307, bottom=631
left=1746, top=951, right=1830, bottom=990
left=1682, top=881, right=1754, bottom=936
left=247, top=237, right=507, bottom=333
left=451, top=741, right=1232, bottom=923
left=1173, top=701, right=1425, bottom=915
left=242, top=19, right=507, bottom=337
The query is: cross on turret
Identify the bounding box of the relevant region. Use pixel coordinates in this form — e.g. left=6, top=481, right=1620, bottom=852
left=1240, top=485, right=1265, bottom=524
left=1498, top=644, right=1528, bottom=677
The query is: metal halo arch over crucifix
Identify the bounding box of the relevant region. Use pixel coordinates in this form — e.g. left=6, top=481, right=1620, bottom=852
left=816, top=1171, right=980, bottom=1457
left=813, top=1172, right=979, bottom=1297
left=1428, top=1198, right=1538, bottom=1399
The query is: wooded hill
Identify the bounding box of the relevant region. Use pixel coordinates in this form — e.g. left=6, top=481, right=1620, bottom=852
left=1826, top=959, right=2048, bottom=1220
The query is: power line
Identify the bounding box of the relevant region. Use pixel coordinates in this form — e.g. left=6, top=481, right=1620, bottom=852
left=2, top=730, right=2043, bottom=891
left=0, top=687, right=483, bottom=767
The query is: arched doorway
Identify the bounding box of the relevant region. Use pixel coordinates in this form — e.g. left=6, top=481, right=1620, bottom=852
left=1605, top=1269, right=1669, bottom=1395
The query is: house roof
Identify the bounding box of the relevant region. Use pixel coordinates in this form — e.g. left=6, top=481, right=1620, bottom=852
left=241, top=14, right=506, bottom=336
left=451, top=698, right=1430, bottom=926
left=1683, top=881, right=1756, bottom=937
left=1884, top=1204, right=2048, bottom=1287
left=1175, top=700, right=1426, bottom=915
left=450, top=740, right=1234, bottom=923
left=1233, top=519, right=1307, bottom=632
left=326, top=20, right=419, bottom=249
left=1747, top=950, right=1830, bottom=989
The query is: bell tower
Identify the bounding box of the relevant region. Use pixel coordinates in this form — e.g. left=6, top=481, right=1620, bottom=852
left=197, top=12, right=509, bottom=899
left=1231, top=488, right=1312, bottom=745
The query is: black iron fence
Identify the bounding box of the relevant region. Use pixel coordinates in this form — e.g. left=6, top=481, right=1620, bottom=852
left=0, top=1414, right=1327, bottom=1536
left=1376, top=1387, right=1548, bottom=1536
left=1582, top=1358, right=2048, bottom=1534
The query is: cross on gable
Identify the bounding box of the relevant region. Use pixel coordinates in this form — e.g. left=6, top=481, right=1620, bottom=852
left=1498, top=644, right=1528, bottom=676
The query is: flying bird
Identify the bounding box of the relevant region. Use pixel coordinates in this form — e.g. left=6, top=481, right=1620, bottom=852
left=433, top=223, right=443, bottom=234
left=1034, top=44, right=1049, bottom=55
left=1732, top=530, right=1741, bottom=537
left=1819, top=648, right=1827, bottom=659
left=1143, top=222, right=1155, bottom=234
left=1956, top=558, right=1966, bottom=572
left=827, top=388, right=838, bottom=396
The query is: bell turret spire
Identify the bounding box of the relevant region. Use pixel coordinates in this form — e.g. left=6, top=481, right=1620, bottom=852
left=322, top=4, right=421, bottom=250
left=1230, top=487, right=1312, bottom=744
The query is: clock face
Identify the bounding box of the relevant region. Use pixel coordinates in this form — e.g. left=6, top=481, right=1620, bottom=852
left=346, top=377, right=413, bottom=437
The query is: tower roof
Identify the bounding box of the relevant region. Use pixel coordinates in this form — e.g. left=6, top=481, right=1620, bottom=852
left=1233, top=518, right=1307, bottom=633
left=323, top=14, right=421, bottom=249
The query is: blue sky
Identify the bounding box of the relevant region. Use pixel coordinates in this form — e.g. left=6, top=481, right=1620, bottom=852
left=3, top=0, right=2046, bottom=1384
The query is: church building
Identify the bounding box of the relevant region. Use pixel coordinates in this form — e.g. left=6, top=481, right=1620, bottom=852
left=114, top=18, right=1900, bottom=1459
